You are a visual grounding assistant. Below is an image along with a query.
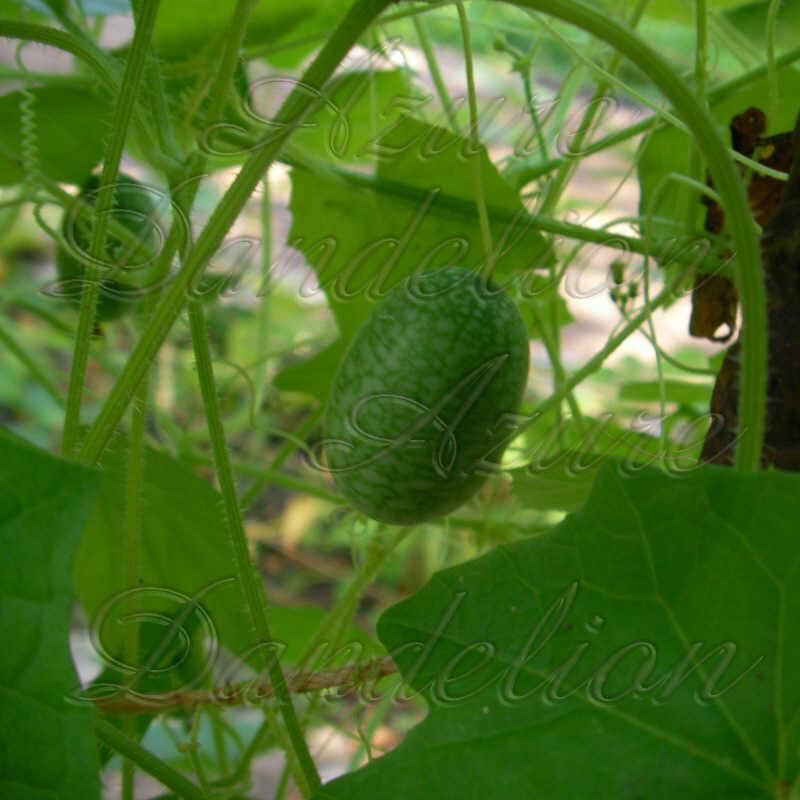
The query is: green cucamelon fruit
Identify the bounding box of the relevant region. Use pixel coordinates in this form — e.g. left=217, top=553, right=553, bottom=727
left=324, top=267, right=529, bottom=525
left=55, top=172, right=159, bottom=321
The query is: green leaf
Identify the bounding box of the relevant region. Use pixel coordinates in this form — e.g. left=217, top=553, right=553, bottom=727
left=587, top=0, right=752, bottom=23
left=73, top=438, right=380, bottom=697
left=273, top=339, right=347, bottom=403
left=153, top=0, right=315, bottom=60
left=641, top=0, right=752, bottom=22
left=619, top=379, right=712, bottom=406
left=288, top=70, right=419, bottom=165
left=73, top=439, right=255, bottom=679
left=315, top=463, right=800, bottom=798
left=508, top=412, right=678, bottom=512
left=517, top=274, right=573, bottom=339
left=0, top=427, right=101, bottom=800
left=511, top=410, right=665, bottom=467
left=289, top=116, right=554, bottom=344
left=20, top=0, right=67, bottom=15
left=724, top=1, right=800, bottom=49
left=637, top=64, right=800, bottom=245
left=0, top=86, right=112, bottom=187
left=256, top=0, right=354, bottom=68
left=510, top=452, right=601, bottom=511
left=269, top=604, right=381, bottom=666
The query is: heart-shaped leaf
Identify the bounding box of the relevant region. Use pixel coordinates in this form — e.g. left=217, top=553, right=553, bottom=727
left=314, top=462, right=800, bottom=798
left=0, top=428, right=101, bottom=800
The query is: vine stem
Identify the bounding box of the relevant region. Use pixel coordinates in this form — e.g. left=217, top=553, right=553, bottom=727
left=121, top=373, right=150, bottom=800
left=455, top=0, right=494, bottom=277
left=180, top=2, right=320, bottom=789
left=88, top=656, right=398, bottom=713
left=187, top=299, right=320, bottom=795
left=272, top=525, right=413, bottom=798
left=95, top=718, right=208, bottom=800
left=534, top=0, right=649, bottom=218
left=0, top=21, right=123, bottom=99
left=299, top=527, right=413, bottom=674
left=254, top=175, right=272, bottom=412
left=412, top=15, right=462, bottom=134
left=61, top=0, right=161, bottom=457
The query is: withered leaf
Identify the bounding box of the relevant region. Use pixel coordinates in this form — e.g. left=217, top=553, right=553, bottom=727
left=690, top=106, right=791, bottom=343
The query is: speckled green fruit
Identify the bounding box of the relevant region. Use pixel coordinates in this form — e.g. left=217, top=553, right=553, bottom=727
left=56, top=172, right=159, bottom=321
left=325, top=267, right=529, bottom=525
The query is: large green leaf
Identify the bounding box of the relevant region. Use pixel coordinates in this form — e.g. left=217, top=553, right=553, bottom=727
left=643, top=0, right=753, bottom=22
left=286, top=70, right=419, bottom=165
left=583, top=0, right=754, bottom=23
left=0, top=86, right=112, bottom=187
left=153, top=0, right=316, bottom=59
left=637, top=64, right=800, bottom=246
left=257, top=0, right=354, bottom=68
left=315, top=463, right=800, bottom=798
left=286, top=116, right=553, bottom=385
left=0, top=428, right=101, bottom=800
left=73, top=439, right=254, bottom=682
left=507, top=410, right=689, bottom=512
left=73, top=438, right=379, bottom=701
left=724, top=1, right=800, bottom=49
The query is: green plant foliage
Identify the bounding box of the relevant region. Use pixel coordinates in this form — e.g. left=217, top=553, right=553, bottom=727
left=72, top=437, right=379, bottom=689
left=153, top=0, right=318, bottom=60
left=508, top=412, right=670, bottom=512
left=287, top=70, right=418, bottom=165
left=641, top=0, right=753, bottom=22
left=315, top=462, right=800, bottom=799
left=283, top=116, right=553, bottom=399
left=73, top=438, right=258, bottom=685
left=2, top=0, right=794, bottom=794
left=510, top=453, right=601, bottom=511
left=276, top=113, right=556, bottom=402
left=254, top=0, right=354, bottom=68
left=0, top=428, right=101, bottom=800
left=619, top=379, right=712, bottom=406
left=0, top=86, right=112, bottom=186
left=517, top=274, right=573, bottom=338
left=274, top=338, right=347, bottom=403
left=724, top=1, right=800, bottom=49
left=588, top=0, right=753, bottom=23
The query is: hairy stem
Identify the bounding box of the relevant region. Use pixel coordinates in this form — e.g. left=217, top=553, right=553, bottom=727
left=95, top=718, right=207, bottom=800
left=187, top=299, right=320, bottom=794
left=61, top=0, right=160, bottom=457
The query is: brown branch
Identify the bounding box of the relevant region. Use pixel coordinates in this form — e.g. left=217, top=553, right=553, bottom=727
left=89, top=656, right=399, bottom=715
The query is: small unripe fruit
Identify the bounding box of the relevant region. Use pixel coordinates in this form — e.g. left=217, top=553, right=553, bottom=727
left=324, top=267, right=529, bottom=525
left=55, top=172, right=159, bottom=321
